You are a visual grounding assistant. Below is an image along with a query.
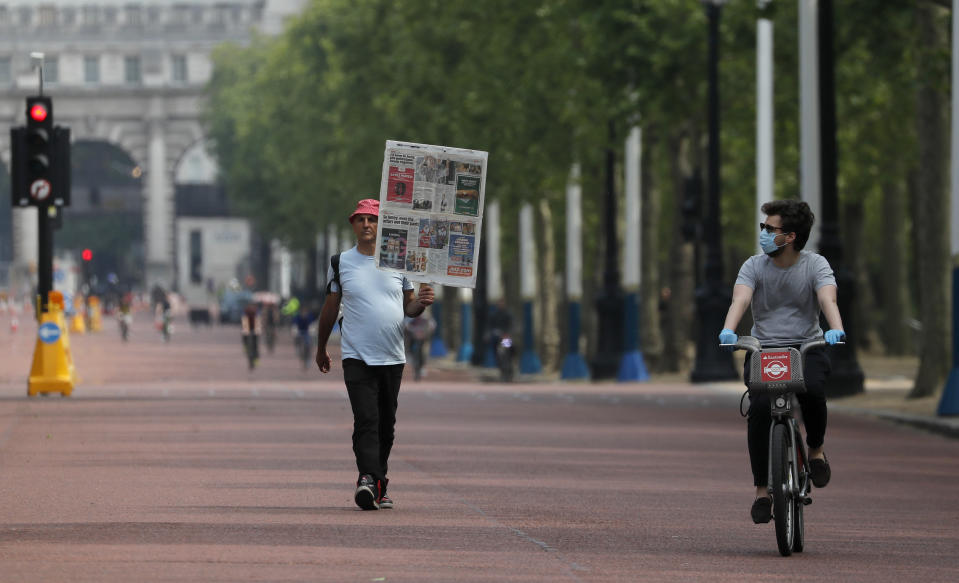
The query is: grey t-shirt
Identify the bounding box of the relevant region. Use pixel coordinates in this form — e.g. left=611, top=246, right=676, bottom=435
left=328, top=246, right=413, bottom=365
left=735, top=250, right=836, bottom=346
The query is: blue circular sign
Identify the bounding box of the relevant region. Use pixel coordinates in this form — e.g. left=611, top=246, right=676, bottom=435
left=38, top=322, right=61, bottom=344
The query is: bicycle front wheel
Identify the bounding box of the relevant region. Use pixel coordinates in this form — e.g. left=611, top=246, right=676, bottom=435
left=793, top=427, right=807, bottom=553
left=771, top=423, right=794, bottom=556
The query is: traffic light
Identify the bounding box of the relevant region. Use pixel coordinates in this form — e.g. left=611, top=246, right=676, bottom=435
left=9, top=95, right=70, bottom=208
left=26, top=96, right=53, bottom=198
left=81, top=249, right=93, bottom=262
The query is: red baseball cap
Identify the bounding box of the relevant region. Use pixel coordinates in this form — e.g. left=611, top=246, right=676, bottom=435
left=349, top=198, right=379, bottom=223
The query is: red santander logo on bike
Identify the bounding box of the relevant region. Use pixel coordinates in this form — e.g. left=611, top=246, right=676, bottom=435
left=761, top=352, right=791, bottom=382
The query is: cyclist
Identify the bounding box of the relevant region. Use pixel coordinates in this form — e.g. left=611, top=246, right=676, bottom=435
left=241, top=301, right=261, bottom=369
left=117, top=291, right=133, bottom=342
left=718, top=200, right=846, bottom=525
left=291, top=305, right=318, bottom=369
left=156, top=294, right=173, bottom=342
left=263, top=301, right=279, bottom=354
left=404, top=313, right=435, bottom=380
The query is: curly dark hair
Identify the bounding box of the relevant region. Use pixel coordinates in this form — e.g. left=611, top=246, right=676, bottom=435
left=760, top=200, right=815, bottom=250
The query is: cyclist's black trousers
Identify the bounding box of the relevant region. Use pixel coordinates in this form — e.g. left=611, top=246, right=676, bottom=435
left=744, top=347, right=831, bottom=487
left=343, top=358, right=404, bottom=483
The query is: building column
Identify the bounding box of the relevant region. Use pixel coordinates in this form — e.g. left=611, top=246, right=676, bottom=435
left=11, top=207, right=39, bottom=300
left=145, top=116, right=173, bottom=290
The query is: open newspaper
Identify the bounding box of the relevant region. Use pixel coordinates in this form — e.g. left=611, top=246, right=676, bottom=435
left=376, top=140, right=488, bottom=288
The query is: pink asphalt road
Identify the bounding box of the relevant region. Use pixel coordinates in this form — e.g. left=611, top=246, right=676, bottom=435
left=0, top=311, right=958, bottom=581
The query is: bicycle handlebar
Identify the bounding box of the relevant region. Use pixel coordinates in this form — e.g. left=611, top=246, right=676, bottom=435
left=720, top=336, right=843, bottom=366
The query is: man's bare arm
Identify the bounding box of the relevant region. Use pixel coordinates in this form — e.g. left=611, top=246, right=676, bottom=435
left=404, top=284, right=434, bottom=317
left=315, top=292, right=341, bottom=373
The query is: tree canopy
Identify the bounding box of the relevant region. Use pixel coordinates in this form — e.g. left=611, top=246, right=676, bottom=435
left=205, top=0, right=953, bottom=390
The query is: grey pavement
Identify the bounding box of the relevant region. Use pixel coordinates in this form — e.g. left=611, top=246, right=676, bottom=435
left=1, top=309, right=958, bottom=581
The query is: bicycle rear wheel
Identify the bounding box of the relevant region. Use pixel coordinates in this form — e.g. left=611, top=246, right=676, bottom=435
left=793, top=495, right=805, bottom=553
left=793, top=428, right=807, bottom=553
left=771, top=423, right=794, bottom=556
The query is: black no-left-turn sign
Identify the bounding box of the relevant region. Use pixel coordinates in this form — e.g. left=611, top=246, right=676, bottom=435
left=30, top=179, right=51, bottom=201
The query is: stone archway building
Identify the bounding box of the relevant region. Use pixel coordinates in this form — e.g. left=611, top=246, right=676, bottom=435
left=0, top=0, right=305, bottom=289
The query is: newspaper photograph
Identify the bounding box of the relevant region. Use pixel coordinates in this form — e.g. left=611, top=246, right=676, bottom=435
left=377, top=140, right=488, bottom=288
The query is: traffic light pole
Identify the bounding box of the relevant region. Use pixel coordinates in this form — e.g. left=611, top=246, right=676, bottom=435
left=37, top=206, right=54, bottom=317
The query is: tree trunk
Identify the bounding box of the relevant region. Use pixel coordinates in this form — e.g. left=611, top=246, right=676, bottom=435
left=880, top=180, right=910, bottom=355
left=538, top=199, right=561, bottom=373
left=661, top=130, right=696, bottom=372
left=639, top=130, right=664, bottom=370
left=842, top=199, right=881, bottom=352
left=910, top=2, right=951, bottom=398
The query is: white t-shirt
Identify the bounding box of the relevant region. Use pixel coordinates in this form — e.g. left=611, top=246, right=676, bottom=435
left=328, top=246, right=413, bottom=365
left=735, top=250, right=836, bottom=346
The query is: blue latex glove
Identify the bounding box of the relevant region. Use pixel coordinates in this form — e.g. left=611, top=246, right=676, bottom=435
left=824, top=329, right=846, bottom=345
left=718, top=328, right=738, bottom=345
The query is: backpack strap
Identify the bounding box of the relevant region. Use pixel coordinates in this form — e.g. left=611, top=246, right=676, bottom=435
left=326, top=253, right=344, bottom=333
left=326, top=253, right=341, bottom=295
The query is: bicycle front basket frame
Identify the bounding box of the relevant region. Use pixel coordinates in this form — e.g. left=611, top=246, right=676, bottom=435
left=746, top=347, right=806, bottom=394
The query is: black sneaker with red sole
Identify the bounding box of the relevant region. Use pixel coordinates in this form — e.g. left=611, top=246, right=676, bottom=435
left=354, top=474, right=379, bottom=510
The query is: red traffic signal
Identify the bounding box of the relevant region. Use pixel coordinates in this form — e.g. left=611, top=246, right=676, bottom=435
left=81, top=249, right=93, bottom=262
left=29, top=103, right=48, bottom=122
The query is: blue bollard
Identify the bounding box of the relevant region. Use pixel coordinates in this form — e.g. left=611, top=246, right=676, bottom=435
left=429, top=300, right=448, bottom=358
left=561, top=301, right=590, bottom=380
left=456, top=301, right=473, bottom=363
left=519, top=300, right=542, bottom=375
left=618, top=291, right=649, bottom=382
left=938, top=266, right=959, bottom=416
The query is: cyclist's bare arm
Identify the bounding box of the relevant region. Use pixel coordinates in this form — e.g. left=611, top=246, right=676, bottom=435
left=723, top=284, right=754, bottom=331
left=816, top=284, right=844, bottom=331
left=315, top=292, right=341, bottom=373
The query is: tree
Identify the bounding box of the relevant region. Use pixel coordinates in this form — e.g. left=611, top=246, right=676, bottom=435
left=910, top=1, right=951, bottom=398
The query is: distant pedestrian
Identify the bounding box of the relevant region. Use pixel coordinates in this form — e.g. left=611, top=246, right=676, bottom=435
left=315, top=198, right=435, bottom=510
left=404, top=314, right=436, bottom=380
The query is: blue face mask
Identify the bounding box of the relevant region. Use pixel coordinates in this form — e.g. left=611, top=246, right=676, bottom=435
left=759, top=230, right=786, bottom=254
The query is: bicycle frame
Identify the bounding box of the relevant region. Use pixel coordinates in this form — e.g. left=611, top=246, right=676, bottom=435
left=724, top=336, right=836, bottom=556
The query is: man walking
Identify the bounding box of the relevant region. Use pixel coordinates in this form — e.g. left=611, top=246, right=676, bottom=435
left=315, top=198, right=434, bottom=510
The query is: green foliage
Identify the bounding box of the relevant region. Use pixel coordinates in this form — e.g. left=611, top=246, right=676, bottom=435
left=204, top=0, right=936, bottom=312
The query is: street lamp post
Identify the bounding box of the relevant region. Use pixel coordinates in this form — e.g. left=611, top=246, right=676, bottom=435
left=937, top=0, right=959, bottom=415
left=817, top=0, right=863, bottom=396
left=691, top=0, right=737, bottom=383
left=591, top=122, right=625, bottom=380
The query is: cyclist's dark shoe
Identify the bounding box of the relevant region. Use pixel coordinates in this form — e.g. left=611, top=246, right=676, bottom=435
left=810, top=455, right=831, bottom=488
left=751, top=496, right=772, bottom=524
left=355, top=474, right=379, bottom=510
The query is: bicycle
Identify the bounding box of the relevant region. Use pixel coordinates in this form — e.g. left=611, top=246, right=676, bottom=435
left=724, top=335, right=838, bottom=557
left=295, top=328, right=313, bottom=370
left=244, top=333, right=259, bottom=370
left=118, top=311, right=132, bottom=342
left=496, top=334, right=515, bottom=382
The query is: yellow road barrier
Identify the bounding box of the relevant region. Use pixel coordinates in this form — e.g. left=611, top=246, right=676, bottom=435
left=28, top=293, right=76, bottom=397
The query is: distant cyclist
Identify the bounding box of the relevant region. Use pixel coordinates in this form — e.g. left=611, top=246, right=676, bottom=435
left=156, top=294, right=173, bottom=342
left=241, top=301, right=261, bottom=370
left=291, top=305, right=318, bottom=369
left=718, top=200, right=846, bottom=525
left=404, top=314, right=435, bottom=380
left=118, top=291, right=133, bottom=342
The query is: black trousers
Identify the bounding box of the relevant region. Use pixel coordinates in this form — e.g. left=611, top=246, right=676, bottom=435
left=343, top=358, right=404, bottom=482
left=745, top=347, right=831, bottom=487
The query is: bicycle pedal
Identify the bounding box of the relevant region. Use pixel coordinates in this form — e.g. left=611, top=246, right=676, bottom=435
left=802, top=496, right=813, bottom=506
